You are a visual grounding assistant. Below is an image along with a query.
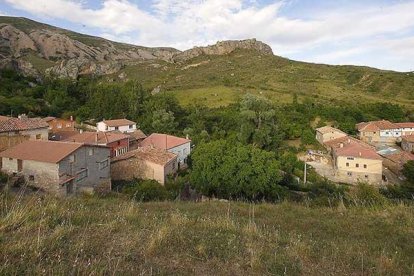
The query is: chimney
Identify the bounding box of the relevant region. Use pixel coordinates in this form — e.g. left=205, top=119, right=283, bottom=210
left=80, top=129, right=83, bottom=134
left=339, top=143, right=344, bottom=148
left=95, top=133, right=99, bottom=144
left=347, top=138, right=351, bottom=143
left=70, top=115, right=73, bottom=121
left=359, top=152, right=362, bottom=157
left=186, top=134, right=190, bottom=140
left=18, top=114, right=27, bottom=119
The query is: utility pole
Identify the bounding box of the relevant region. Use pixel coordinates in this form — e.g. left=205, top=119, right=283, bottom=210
left=303, top=162, right=307, bottom=184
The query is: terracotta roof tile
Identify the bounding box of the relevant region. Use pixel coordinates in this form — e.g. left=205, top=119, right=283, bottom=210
left=140, top=133, right=191, bottom=150
left=356, top=120, right=399, bottom=132
left=102, top=119, right=135, bottom=127
left=333, top=142, right=382, bottom=160
left=111, top=146, right=177, bottom=166
left=0, top=115, right=10, bottom=122
left=0, top=140, right=84, bottom=163
left=395, top=122, right=414, bottom=128
left=126, top=129, right=147, bottom=140
left=63, top=131, right=129, bottom=145
left=402, top=135, right=414, bottom=143
left=324, top=136, right=374, bottom=150
left=0, top=117, right=49, bottom=132
left=383, top=151, right=414, bottom=164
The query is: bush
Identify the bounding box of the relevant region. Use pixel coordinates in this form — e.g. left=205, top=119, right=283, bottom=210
left=346, top=182, right=388, bottom=207
left=123, top=179, right=168, bottom=202
left=0, top=171, right=8, bottom=184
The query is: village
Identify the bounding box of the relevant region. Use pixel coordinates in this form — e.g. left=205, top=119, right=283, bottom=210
left=310, top=120, right=414, bottom=186
left=1, top=113, right=414, bottom=196
left=0, top=114, right=191, bottom=196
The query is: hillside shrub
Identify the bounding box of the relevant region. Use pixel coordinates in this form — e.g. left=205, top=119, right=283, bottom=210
left=123, top=179, right=168, bottom=202
left=346, top=183, right=388, bottom=207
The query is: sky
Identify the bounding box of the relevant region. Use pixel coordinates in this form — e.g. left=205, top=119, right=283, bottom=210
left=1, top=0, right=414, bottom=72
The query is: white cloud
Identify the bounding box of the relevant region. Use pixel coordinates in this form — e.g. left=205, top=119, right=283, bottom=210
left=4, top=0, right=414, bottom=71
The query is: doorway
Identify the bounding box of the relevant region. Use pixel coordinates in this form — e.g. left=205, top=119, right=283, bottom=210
left=66, top=181, right=74, bottom=195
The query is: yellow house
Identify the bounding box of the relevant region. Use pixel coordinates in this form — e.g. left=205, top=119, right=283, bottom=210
left=315, top=126, right=347, bottom=145
left=332, top=142, right=383, bottom=185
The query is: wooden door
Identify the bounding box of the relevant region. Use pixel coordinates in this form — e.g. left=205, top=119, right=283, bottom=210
left=17, top=159, right=23, bottom=172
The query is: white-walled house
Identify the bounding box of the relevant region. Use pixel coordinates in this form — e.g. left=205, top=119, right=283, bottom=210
left=97, top=119, right=137, bottom=133
left=140, top=133, right=191, bottom=165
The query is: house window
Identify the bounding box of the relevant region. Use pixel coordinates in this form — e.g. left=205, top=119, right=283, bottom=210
left=346, top=163, right=349, bottom=167
left=9, top=158, right=13, bottom=161
left=69, top=155, right=76, bottom=163
left=347, top=157, right=354, bottom=160
left=29, top=175, right=34, bottom=181
left=115, top=126, right=119, bottom=130
left=129, top=124, right=133, bottom=129
left=99, top=159, right=109, bottom=170
left=356, top=163, right=359, bottom=168
left=88, top=148, right=94, bottom=156
left=364, top=164, right=367, bottom=169
left=76, top=169, right=88, bottom=182
left=36, top=134, right=41, bottom=140
left=57, top=123, right=62, bottom=129
left=347, top=172, right=352, bottom=176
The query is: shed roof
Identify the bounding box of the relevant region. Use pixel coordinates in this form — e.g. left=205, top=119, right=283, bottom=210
left=356, top=120, right=399, bottom=132
left=316, top=126, right=346, bottom=135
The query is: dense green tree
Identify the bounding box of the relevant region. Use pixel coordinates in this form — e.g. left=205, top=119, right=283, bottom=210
left=151, top=109, right=178, bottom=134
left=190, top=140, right=284, bottom=201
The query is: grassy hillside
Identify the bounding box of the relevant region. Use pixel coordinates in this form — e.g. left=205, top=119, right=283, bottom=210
left=1, top=193, right=414, bottom=275
left=120, top=50, right=414, bottom=108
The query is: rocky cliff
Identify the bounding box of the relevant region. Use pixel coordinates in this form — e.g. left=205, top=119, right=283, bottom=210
left=0, top=16, right=274, bottom=79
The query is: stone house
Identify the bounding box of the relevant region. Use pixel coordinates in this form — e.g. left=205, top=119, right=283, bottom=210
left=111, top=147, right=178, bottom=184
left=401, top=135, right=414, bottom=153
left=356, top=120, right=414, bottom=145
left=332, top=141, right=383, bottom=185
left=140, top=133, right=191, bottom=165
left=63, top=131, right=130, bottom=157
left=0, top=115, right=49, bottom=140
left=381, top=151, right=414, bottom=177
left=315, top=126, right=347, bottom=145
left=42, top=116, right=75, bottom=133
left=97, top=119, right=137, bottom=133
left=0, top=140, right=111, bottom=196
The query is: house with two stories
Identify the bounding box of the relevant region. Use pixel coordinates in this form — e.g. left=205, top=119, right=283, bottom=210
left=111, top=146, right=178, bottom=185
left=0, top=115, right=49, bottom=141
left=97, top=119, right=137, bottom=133
left=0, top=140, right=111, bottom=196
left=140, top=133, right=191, bottom=165
left=42, top=116, right=75, bottom=133
left=63, top=131, right=130, bottom=158
left=356, top=120, right=414, bottom=145
left=332, top=140, right=383, bottom=185
left=315, top=126, right=348, bottom=145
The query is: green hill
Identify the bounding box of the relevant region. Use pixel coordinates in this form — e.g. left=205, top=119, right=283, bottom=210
left=1, top=194, right=413, bottom=275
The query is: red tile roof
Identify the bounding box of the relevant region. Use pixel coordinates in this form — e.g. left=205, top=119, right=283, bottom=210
left=42, top=116, right=56, bottom=122
left=325, top=136, right=374, bottom=150
left=356, top=120, right=399, bottom=132
left=102, top=119, right=135, bottom=127
left=111, top=146, right=177, bottom=166
left=140, top=133, right=191, bottom=150
left=63, top=131, right=129, bottom=145
left=0, top=115, right=10, bottom=122
left=0, top=117, right=49, bottom=133
left=333, top=142, right=382, bottom=160
left=383, top=151, right=414, bottom=164
left=126, top=129, right=147, bottom=141
left=395, top=122, right=414, bottom=129
left=402, top=135, right=414, bottom=143
left=0, top=140, right=84, bottom=163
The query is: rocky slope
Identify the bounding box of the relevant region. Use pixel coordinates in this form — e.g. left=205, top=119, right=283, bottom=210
left=0, top=16, right=274, bottom=79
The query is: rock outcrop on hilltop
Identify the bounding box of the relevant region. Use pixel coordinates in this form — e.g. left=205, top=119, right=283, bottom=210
left=0, top=17, right=275, bottom=79
left=172, top=39, right=273, bottom=62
